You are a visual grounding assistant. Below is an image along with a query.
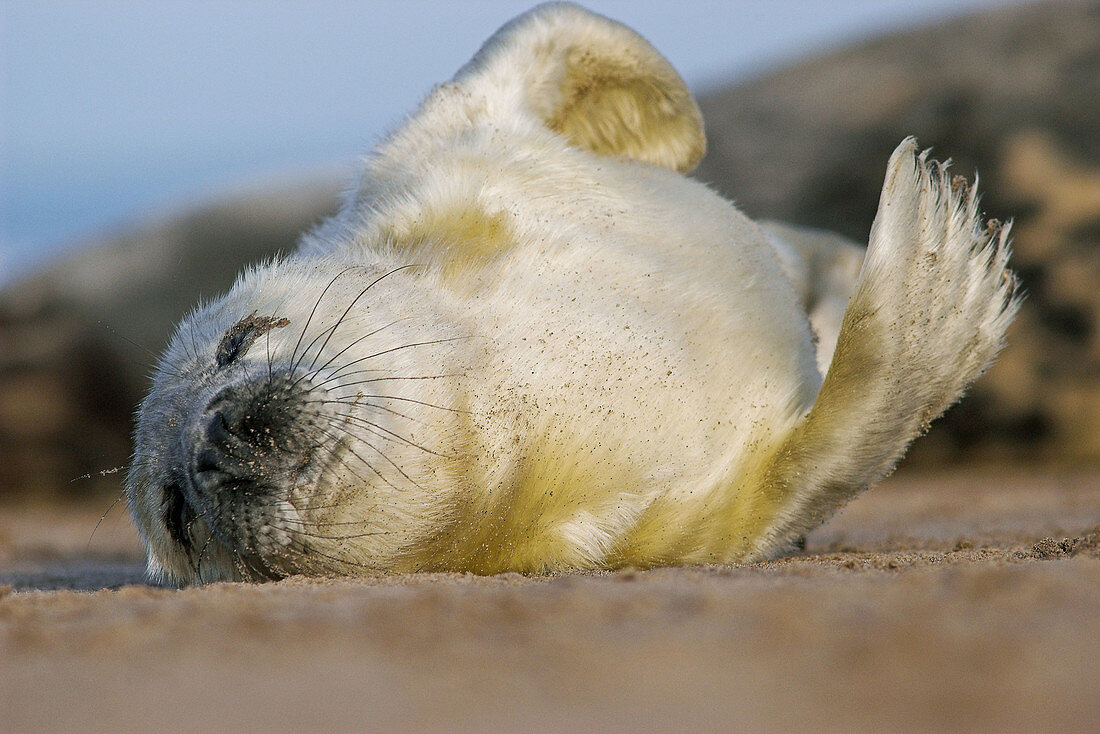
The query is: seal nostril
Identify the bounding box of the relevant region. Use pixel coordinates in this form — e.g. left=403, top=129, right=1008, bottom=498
left=195, top=447, right=223, bottom=475
left=206, top=410, right=233, bottom=446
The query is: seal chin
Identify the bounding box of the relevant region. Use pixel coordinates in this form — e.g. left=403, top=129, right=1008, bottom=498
left=182, top=369, right=328, bottom=579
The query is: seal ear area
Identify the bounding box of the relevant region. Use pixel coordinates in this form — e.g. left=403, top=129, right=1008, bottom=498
left=455, top=2, right=705, bottom=173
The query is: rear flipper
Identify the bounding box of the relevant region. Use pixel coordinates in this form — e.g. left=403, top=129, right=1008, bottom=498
left=752, top=137, right=1019, bottom=557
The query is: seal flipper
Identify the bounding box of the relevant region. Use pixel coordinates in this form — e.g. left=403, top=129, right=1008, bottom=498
left=454, top=1, right=706, bottom=173
left=748, top=138, right=1019, bottom=557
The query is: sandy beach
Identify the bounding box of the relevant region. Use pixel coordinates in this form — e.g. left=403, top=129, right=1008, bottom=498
left=3, top=469, right=1099, bottom=732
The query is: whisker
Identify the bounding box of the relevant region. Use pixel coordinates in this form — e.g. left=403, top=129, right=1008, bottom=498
left=319, top=394, right=468, bottom=414
left=99, top=320, right=187, bottom=379
left=311, top=421, right=421, bottom=493
left=191, top=506, right=224, bottom=579
left=312, top=372, right=460, bottom=392
left=271, top=520, right=389, bottom=543
left=294, top=264, right=420, bottom=377
left=86, top=489, right=126, bottom=551
left=299, top=317, right=411, bottom=388
left=307, top=336, right=472, bottom=390
left=309, top=422, right=408, bottom=494
left=307, top=398, right=426, bottom=427
left=302, top=365, right=393, bottom=384
left=99, top=320, right=160, bottom=364
left=289, top=266, right=364, bottom=372
left=324, top=408, right=450, bottom=457
left=195, top=532, right=215, bottom=580
left=279, top=515, right=385, bottom=530
left=282, top=536, right=382, bottom=574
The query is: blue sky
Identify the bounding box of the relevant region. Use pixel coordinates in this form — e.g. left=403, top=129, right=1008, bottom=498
left=0, top=0, right=1019, bottom=280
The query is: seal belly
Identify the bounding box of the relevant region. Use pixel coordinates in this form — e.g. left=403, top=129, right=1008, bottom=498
left=394, top=171, right=818, bottom=572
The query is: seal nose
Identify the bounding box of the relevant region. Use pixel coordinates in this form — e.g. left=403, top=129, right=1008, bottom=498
left=195, top=411, right=232, bottom=474
left=196, top=389, right=277, bottom=473
left=191, top=372, right=314, bottom=487
left=205, top=378, right=294, bottom=448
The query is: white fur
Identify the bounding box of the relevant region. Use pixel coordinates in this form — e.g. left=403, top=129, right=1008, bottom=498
left=761, top=221, right=866, bottom=375
left=127, top=3, right=1017, bottom=583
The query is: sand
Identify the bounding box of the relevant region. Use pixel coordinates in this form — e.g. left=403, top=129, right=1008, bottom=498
left=2, top=469, right=1099, bottom=733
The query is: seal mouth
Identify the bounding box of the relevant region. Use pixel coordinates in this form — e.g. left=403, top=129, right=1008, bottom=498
left=162, top=477, right=195, bottom=553
left=191, top=371, right=320, bottom=481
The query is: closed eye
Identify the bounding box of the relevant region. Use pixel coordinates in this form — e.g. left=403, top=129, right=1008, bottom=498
left=215, top=311, right=290, bottom=368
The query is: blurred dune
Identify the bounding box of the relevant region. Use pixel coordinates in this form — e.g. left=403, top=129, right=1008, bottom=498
left=1, top=0, right=1098, bottom=502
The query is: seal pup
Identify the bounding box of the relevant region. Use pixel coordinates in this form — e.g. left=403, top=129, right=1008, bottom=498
left=126, top=2, right=1018, bottom=584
